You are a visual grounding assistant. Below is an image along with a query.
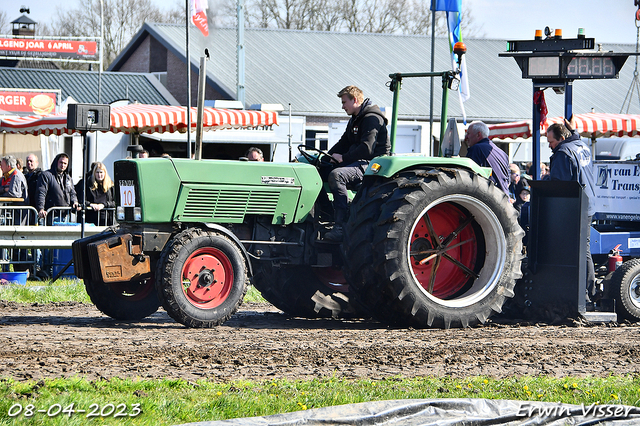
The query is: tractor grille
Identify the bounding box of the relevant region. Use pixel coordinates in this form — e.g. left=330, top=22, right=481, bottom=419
left=182, top=188, right=280, bottom=220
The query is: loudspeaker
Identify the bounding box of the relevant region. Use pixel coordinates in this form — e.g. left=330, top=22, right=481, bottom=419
left=67, top=103, right=111, bottom=131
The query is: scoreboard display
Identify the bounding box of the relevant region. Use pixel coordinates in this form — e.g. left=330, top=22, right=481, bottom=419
left=515, top=53, right=627, bottom=80
left=500, top=35, right=631, bottom=81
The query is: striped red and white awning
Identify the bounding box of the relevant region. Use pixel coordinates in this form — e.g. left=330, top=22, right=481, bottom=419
left=0, top=104, right=279, bottom=136
left=543, top=113, right=640, bottom=138
left=488, top=113, right=640, bottom=140
left=488, top=120, right=531, bottom=140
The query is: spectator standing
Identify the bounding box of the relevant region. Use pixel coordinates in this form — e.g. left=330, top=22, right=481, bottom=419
left=1, top=155, right=28, bottom=205
left=1, top=155, right=29, bottom=270
left=465, top=121, right=510, bottom=197
left=245, top=147, right=264, bottom=161
left=35, top=153, right=79, bottom=223
left=513, top=181, right=530, bottom=216
left=508, top=163, right=528, bottom=202
left=540, top=163, right=550, bottom=180
left=24, top=154, right=42, bottom=211
left=78, top=162, right=115, bottom=225
left=547, top=119, right=598, bottom=301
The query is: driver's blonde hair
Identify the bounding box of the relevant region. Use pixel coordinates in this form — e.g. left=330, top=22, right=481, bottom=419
left=337, top=86, right=364, bottom=104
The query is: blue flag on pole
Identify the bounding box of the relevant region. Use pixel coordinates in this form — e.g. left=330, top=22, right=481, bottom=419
left=446, top=9, right=470, bottom=122
left=431, top=0, right=461, bottom=12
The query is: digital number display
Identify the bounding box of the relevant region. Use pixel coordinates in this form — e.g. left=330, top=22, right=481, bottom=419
left=566, top=57, right=616, bottom=78
left=528, top=56, right=559, bottom=76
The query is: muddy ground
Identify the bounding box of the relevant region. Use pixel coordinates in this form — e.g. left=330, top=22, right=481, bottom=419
left=1, top=300, right=639, bottom=382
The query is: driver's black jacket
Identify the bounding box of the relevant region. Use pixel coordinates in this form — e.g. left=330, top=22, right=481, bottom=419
left=328, top=99, right=390, bottom=164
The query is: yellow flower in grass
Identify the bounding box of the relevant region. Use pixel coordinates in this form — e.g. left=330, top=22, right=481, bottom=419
left=611, top=394, right=618, bottom=400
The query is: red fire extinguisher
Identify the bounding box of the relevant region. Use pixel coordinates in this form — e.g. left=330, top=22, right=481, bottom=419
left=608, top=244, right=623, bottom=272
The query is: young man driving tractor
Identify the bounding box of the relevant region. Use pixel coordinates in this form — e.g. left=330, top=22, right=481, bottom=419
left=322, top=85, right=390, bottom=241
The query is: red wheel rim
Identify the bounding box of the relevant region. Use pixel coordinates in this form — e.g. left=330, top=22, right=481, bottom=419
left=181, top=247, right=234, bottom=309
left=409, top=202, right=478, bottom=299
left=109, top=275, right=154, bottom=301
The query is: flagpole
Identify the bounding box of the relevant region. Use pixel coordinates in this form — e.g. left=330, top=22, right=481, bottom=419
left=186, top=0, right=192, bottom=159
left=429, top=0, right=436, bottom=157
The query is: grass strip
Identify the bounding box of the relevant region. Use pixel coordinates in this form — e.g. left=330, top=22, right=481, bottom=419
left=0, top=375, right=638, bottom=425
left=0, top=281, right=266, bottom=304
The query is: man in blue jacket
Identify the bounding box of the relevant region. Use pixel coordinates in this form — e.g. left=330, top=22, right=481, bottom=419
left=465, top=121, right=510, bottom=197
left=547, top=119, right=599, bottom=301
left=323, top=86, right=390, bottom=241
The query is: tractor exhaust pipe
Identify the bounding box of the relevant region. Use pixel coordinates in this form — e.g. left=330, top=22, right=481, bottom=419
left=195, top=51, right=209, bottom=161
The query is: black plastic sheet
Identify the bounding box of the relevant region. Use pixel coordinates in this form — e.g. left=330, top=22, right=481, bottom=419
left=180, top=398, right=640, bottom=426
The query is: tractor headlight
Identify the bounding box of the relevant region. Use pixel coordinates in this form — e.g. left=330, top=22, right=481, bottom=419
left=133, top=207, right=142, bottom=221
left=116, top=206, right=125, bottom=221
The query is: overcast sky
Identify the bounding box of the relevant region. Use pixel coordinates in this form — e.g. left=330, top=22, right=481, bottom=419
left=4, top=0, right=638, bottom=45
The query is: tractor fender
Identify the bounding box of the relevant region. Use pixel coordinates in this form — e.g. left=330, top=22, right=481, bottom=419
left=201, top=223, right=254, bottom=277
left=366, top=155, right=492, bottom=180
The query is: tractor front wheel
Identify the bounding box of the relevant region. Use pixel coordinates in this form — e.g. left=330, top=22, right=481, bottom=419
left=157, top=228, right=248, bottom=327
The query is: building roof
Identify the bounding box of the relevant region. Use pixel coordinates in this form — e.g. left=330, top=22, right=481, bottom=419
left=11, top=14, right=37, bottom=25
left=110, top=23, right=640, bottom=122
left=0, top=67, right=178, bottom=105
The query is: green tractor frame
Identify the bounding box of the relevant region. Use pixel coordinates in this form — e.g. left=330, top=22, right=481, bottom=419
left=72, top=44, right=524, bottom=329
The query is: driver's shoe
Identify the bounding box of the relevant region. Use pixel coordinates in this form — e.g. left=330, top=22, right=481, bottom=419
left=324, top=208, right=346, bottom=241
left=324, top=224, right=343, bottom=241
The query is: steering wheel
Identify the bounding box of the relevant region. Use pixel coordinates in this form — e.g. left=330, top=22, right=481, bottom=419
left=297, top=145, right=338, bottom=166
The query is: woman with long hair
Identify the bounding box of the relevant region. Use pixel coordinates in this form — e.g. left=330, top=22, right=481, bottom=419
left=81, top=162, right=115, bottom=225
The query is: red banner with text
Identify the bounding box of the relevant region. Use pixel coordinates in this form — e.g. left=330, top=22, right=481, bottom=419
left=0, top=90, right=57, bottom=115
left=0, top=38, right=98, bottom=60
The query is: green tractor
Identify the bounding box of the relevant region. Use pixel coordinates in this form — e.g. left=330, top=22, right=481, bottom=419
left=72, top=148, right=523, bottom=329
left=72, top=48, right=523, bottom=329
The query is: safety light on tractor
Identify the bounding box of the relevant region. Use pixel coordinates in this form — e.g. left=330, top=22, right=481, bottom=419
left=453, top=41, right=466, bottom=64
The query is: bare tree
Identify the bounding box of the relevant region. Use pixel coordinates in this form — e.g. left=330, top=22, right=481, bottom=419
left=221, top=0, right=483, bottom=38
left=0, top=10, right=8, bottom=34
left=50, top=0, right=166, bottom=69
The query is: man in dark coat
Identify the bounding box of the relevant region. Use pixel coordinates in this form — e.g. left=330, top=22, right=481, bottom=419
left=323, top=85, right=391, bottom=241
left=35, top=153, right=79, bottom=223
left=547, top=119, right=598, bottom=301
left=465, top=121, right=510, bottom=197
left=24, top=153, right=42, bottom=211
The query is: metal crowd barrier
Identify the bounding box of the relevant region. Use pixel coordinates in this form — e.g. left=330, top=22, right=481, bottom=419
left=0, top=205, right=117, bottom=278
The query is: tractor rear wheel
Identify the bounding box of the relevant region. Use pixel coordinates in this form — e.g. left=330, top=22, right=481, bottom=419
left=252, top=262, right=362, bottom=318
left=344, top=168, right=523, bottom=328
left=157, top=228, right=248, bottom=327
left=84, top=276, right=159, bottom=321
left=611, top=258, right=640, bottom=322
